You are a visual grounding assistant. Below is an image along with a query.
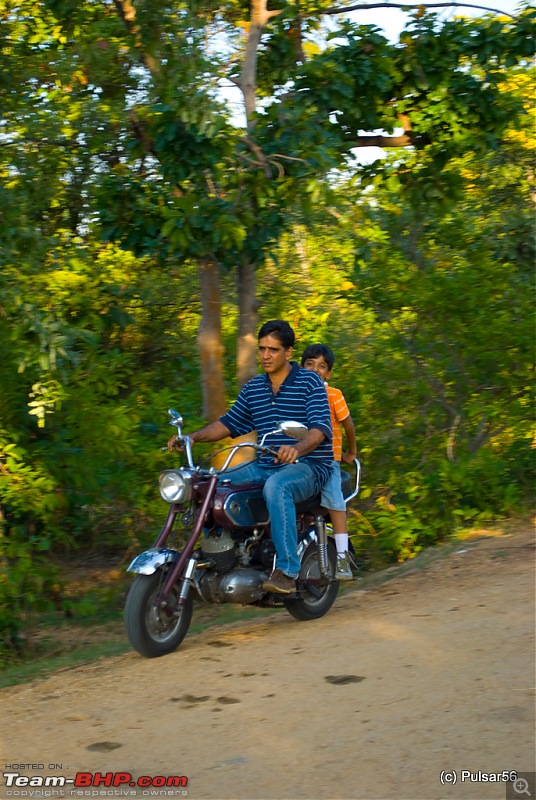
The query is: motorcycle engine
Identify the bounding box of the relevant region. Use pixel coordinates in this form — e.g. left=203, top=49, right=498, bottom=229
left=200, top=529, right=237, bottom=572
left=198, top=529, right=269, bottom=604
left=198, top=567, right=267, bottom=604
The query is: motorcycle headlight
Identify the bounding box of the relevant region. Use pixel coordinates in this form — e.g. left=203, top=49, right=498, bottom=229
left=158, top=470, right=193, bottom=504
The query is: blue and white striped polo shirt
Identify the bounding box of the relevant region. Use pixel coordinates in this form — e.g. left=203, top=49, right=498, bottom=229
left=220, top=362, right=333, bottom=482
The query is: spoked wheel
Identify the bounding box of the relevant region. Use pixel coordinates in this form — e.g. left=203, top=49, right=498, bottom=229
left=124, top=570, right=193, bottom=658
left=283, top=540, right=339, bottom=621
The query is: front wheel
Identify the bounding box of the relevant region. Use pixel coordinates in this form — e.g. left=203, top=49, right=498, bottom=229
left=124, top=570, right=193, bottom=658
left=283, top=540, right=339, bottom=621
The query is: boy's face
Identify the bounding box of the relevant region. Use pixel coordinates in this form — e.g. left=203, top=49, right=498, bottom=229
left=302, top=355, right=332, bottom=382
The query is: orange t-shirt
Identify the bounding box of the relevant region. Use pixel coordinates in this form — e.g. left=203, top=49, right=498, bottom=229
left=326, top=385, right=350, bottom=462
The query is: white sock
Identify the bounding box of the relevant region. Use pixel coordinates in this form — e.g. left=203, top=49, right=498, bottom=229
left=334, top=533, right=349, bottom=555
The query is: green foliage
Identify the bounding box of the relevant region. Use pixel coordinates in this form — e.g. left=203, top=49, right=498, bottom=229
left=256, top=76, right=535, bottom=563
left=0, top=530, right=61, bottom=664
left=0, top=225, right=207, bottom=661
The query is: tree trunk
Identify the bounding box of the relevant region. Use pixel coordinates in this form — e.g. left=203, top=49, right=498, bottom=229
left=240, top=0, right=282, bottom=131
left=197, top=257, right=227, bottom=421
left=237, top=259, right=259, bottom=388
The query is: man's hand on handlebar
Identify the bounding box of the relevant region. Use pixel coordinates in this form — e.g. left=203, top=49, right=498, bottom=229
left=168, top=434, right=187, bottom=453
left=274, top=444, right=300, bottom=464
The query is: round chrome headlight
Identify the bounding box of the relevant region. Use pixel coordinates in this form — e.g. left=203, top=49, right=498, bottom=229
left=158, top=470, right=193, bottom=504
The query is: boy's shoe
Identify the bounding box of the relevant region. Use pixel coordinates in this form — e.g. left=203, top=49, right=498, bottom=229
left=336, top=553, right=353, bottom=580
left=263, top=568, right=296, bottom=594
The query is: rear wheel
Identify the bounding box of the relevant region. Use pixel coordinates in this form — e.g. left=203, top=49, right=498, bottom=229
left=283, top=540, right=339, bottom=621
left=124, top=570, right=193, bottom=658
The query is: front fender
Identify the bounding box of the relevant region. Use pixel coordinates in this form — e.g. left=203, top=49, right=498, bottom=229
left=127, top=547, right=178, bottom=575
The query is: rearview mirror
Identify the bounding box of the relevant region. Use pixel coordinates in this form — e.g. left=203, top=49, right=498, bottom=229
left=168, top=409, right=183, bottom=427
left=278, top=421, right=308, bottom=440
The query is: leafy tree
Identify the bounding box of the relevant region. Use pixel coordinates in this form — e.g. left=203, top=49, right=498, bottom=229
left=0, top=0, right=534, bottom=659
left=3, top=0, right=534, bottom=403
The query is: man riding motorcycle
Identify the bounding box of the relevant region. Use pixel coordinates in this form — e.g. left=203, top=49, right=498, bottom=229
left=168, top=319, right=333, bottom=594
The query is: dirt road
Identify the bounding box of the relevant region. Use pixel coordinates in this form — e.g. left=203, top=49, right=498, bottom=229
left=1, top=523, right=534, bottom=800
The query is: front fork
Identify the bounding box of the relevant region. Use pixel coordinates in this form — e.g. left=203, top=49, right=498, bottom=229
left=178, top=557, right=197, bottom=602
left=157, top=473, right=219, bottom=611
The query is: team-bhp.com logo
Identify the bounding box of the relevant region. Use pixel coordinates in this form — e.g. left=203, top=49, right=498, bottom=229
left=2, top=771, right=188, bottom=796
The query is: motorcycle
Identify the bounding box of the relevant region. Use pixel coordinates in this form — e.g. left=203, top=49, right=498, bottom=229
left=124, top=409, right=361, bottom=658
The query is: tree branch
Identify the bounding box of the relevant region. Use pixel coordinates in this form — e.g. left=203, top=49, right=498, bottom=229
left=446, top=413, right=461, bottom=461
left=320, top=2, right=517, bottom=21
left=0, top=135, right=81, bottom=149
left=238, top=136, right=272, bottom=177
left=113, top=0, right=160, bottom=75
left=468, top=419, right=509, bottom=453
left=351, top=133, right=414, bottom=148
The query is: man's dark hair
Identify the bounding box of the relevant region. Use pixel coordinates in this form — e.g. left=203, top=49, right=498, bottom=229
left=258, top=320, right=295, bottom=349
left=300, top=344, right=335, bottom=371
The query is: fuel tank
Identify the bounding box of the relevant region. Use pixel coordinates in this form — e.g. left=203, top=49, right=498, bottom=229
left=212, top=481, right=269, bottom=528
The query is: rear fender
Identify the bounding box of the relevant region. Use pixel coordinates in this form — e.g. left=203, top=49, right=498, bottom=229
left=127, top=548, right=178, bottom=575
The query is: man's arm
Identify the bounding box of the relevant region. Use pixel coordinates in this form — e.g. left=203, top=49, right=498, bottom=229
left=341, top=414, right=358, bottom=464
left=168, top=420, right=231, bottom=452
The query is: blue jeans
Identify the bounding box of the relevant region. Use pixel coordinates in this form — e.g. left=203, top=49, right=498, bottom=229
left=222, top=461, right=323, bottom=578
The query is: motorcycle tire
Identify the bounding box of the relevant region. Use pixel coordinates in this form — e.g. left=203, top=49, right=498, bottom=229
left=283, top=540, right=339, bottom=621
left=124, top=570, right=193, bottom=658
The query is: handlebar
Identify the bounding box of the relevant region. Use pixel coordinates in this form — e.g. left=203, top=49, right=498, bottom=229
left=165, top=430, right=361, bottom=503
left=216, top=441, right=280, bottom=473
left=164, top=412, right=360, bottom=495
left=164, top=437, right=278, bottom=473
